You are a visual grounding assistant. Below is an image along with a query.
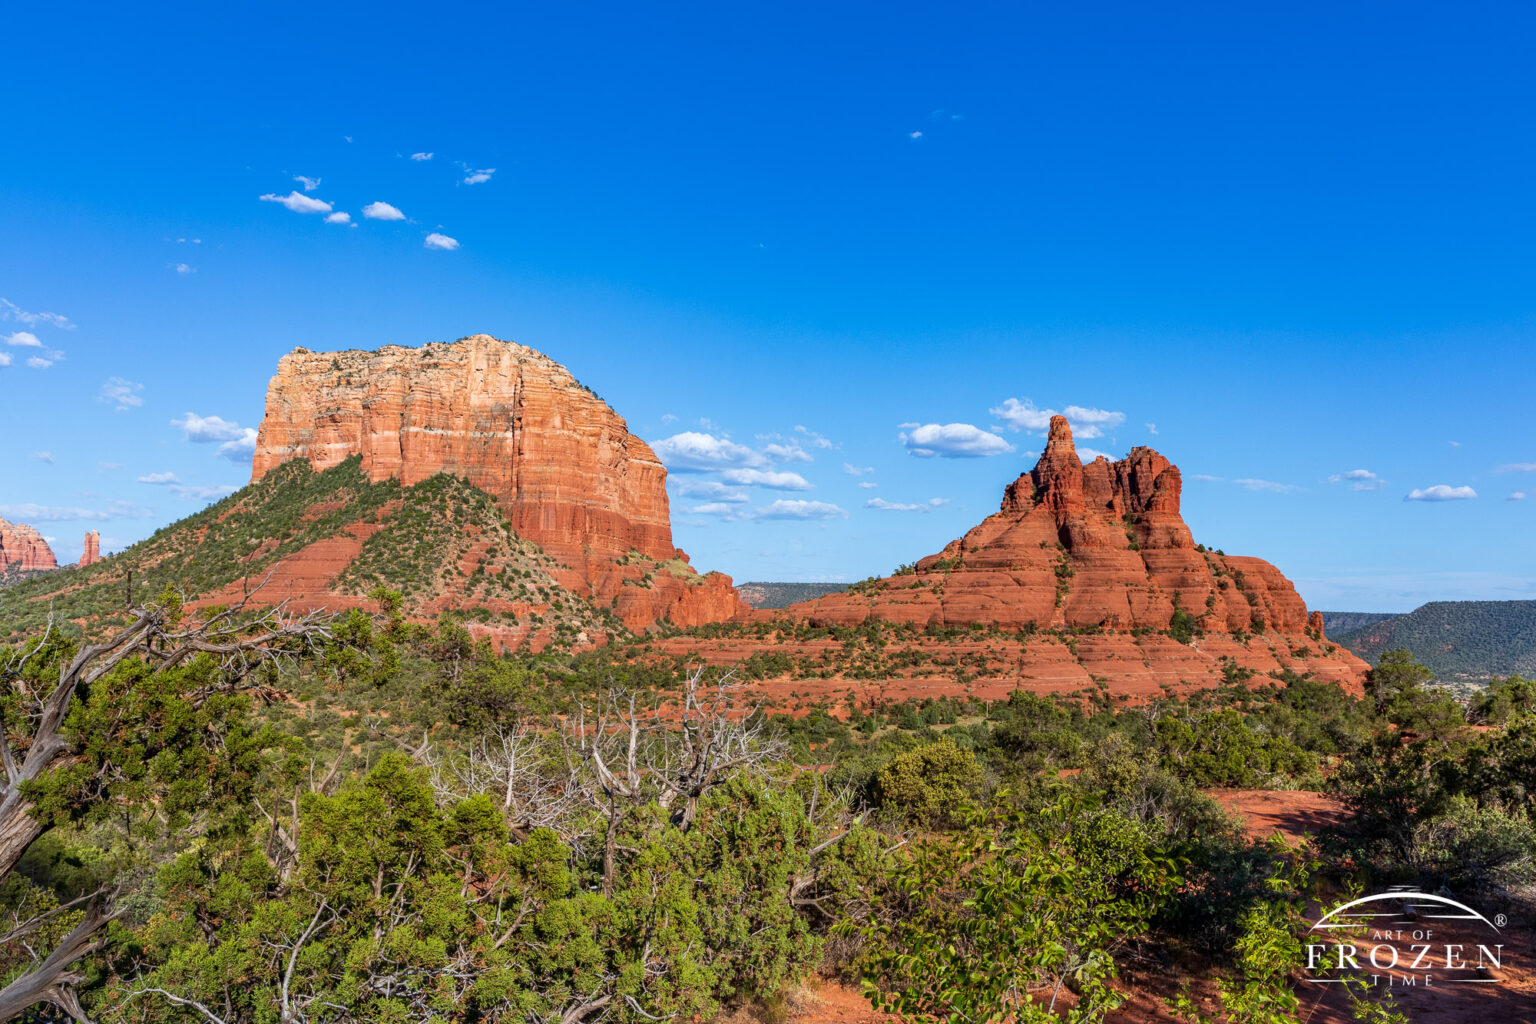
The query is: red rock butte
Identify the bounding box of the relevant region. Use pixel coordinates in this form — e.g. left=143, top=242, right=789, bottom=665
left=250, top=335, right=745, bottom=630
left=0, top=519, right=57, bottom=574
left=753, top=414, right=1368, bottom=691
left=79, top=530, right=102, bottom=567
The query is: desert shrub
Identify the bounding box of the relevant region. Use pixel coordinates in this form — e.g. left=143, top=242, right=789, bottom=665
left=871, top=741, right=983, bottom=827
left=854, top=794, right=1179, bottom=1023
left=1469, top=674, right=1536, bottom=725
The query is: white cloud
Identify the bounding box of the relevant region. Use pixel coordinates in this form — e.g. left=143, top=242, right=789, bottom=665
left=1509, top=492, right=1527, bottom=501
left=652, top=432, right=764, bottom=471
left=1405, top=484, right=1477, bottom=502
left=843, top=463, right=874, bottom=476
left=410, top=152, right=433, bottom=161
left=172, top=412, right=250, bottom=442
left=362, top=201, right=406, bottom=221
left=6, top=331, right=42, bottom=347
left=294, top=175, right=322, bottom=192
left=0, top=503, right=109, bottom=522
left=793, top=425, right=836, bottom=450
left=171, top=483, right=239, bottom=501
left=671, top=479, right=749, bottom=503
left=689, top=502, right=745, bottom=519
left=325, top=211, right=352, bottom=225
left=866, top=497, right=948, bottom=512
left=1234, top=478, right=1299, bottom=494
left=660, top=413, right=678, bottom=423
left=27, top=357, right=53, bottom=369
left=172, top=263, right=195, bottom=275
left=1145, top=422, right=1158, bottom=435
left=721, top=468, right=813, bottom=490
left=32, top=451, right=53, bottom=464
left=908, top=131, right=923, bottom=140
left=1190, top=474, right=1224, bottom=482
left=0, top=352, right=9, bottom=366
left=901, top=423, right=1013, bottom=458
left=424, top=232, right=459, bottom=251
left=1078, top=446, right=1112, bottom=462
left=0, top=299, right=73, bottom=329
left=990, top=398, right=1126, bottom=439
left=762, top=442, right=811, bottom=463
left=97, top=462, right=124, bottom=471
left=1329, top=469, right=1386, bottom=491
left=217, top=429, right=259, bottom=462
left=1496, top=462, right=1536, bottom=473
left=138, top=472, right=181, bottom=484
left=462, top=168, right=495, bottom=185
left=173, top=415, right=261, bottom=461
left=98, top=377, right=144, bottom=411
left=858, top=481, right=877, bottom=489
left=0, top=501, right=155, bottom=522
left=753, top=500, right=848, bottom=520
left=259, top=191, right=333, bottom=215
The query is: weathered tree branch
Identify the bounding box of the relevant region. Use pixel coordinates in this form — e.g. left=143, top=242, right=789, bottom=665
left=0, top=897, right=119, bottom=1023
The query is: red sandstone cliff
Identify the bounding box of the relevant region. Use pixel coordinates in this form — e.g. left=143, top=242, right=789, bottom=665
left=250, top=335, right=745, bottom=630
left=0, top=519, right=58, bottom=574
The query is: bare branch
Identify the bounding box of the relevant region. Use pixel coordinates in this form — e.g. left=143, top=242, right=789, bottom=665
left=121, top=987, right=231, bottom=1024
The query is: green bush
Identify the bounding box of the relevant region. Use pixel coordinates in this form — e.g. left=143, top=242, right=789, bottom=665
left=872, top=741, right=983, bottom=827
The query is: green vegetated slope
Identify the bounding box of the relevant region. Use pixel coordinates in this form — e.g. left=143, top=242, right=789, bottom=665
left=0, top=456, right=614, bottom=640
left=1334, top=599, right=1536, bottom=680
left=735, top=581, right=850, bottom=608
left=0, top=565, right=54, bottom=590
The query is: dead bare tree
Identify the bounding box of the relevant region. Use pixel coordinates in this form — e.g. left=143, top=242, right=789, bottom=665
left=0, top=582, right=334, bottom=1021
left=254, top=741, right=350, bottom=883
left=647, top=667, right=785, bottom=829
left=563, top=690, right=649, bottom=895
left=417, top=724, right=583, bottom=843
left=562, top=667, right=785, bottom=893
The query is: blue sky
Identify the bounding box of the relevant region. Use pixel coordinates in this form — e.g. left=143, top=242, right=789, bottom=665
left=3, top=1, right=1533, bottom=611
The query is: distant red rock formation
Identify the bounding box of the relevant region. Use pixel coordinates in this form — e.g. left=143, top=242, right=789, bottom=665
left=79, top=530, right=102, bottom=566
left=0, top=519, right=58, bottom=573
left=250, top=335, right=745, bottom=629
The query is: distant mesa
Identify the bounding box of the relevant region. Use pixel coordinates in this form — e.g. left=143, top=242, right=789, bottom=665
left=1334, top=600, right=1536, bottom=681
left=0, top=518, right=58, bottom=575
left=737, top=582, right=850, bottom=609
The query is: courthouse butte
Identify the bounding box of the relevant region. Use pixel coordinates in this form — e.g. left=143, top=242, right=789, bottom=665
left=246, top=335, right=746, bottom=631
